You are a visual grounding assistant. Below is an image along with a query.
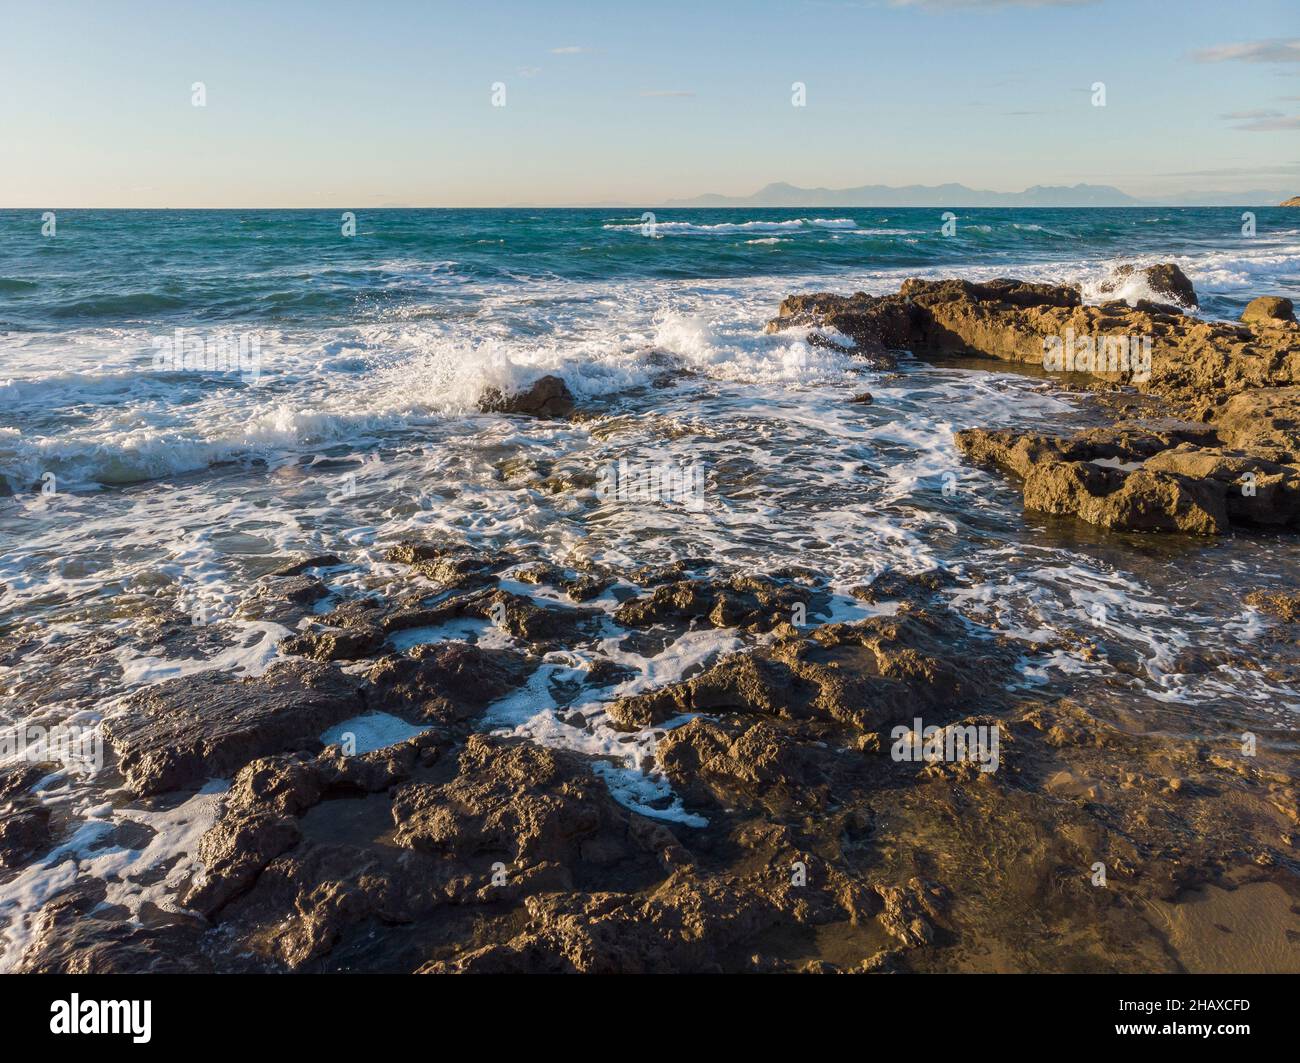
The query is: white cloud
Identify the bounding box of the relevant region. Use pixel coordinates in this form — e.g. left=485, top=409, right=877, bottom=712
left=1233, top=114, right=1300, bottom=132
left=1194, top=39, right=1300, bottom=64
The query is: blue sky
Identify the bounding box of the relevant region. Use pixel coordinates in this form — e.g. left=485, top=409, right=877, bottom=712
left=1, top=0, right=1297, bottom=206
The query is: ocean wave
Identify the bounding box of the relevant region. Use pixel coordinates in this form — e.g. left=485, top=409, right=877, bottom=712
left=48, top=292, right=189, bottom=318
left=604, top=217, right=860, bottom=235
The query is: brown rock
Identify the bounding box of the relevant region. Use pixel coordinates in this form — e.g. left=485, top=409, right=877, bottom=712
left=1100, top=263, right=1198, bottom=309
left=607, top=605, right=1016, bottom=733
left=1245, top=589, right=1300, bottom=623
left=769, top=275, right=1300, bottom=410
left=366, top=641, right=533, bottom=724
left=1242, top=296, right=1296, bottom=325
left=1022, top=462, right=1228, bottom=535
left=104, top=660, right=364, bottom=796
left=477, top=375, right=575, bottom=418
left=279, top=626, right=386, bottom=662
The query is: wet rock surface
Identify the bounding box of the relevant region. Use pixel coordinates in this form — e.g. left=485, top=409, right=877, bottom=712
left=12, top=545, right=1300, bottom=974
left=366, top=641, right=534, bottom=724
left=477, top=374, right=576, bottom=419
left=606, top=605, right=1017, bottom=732
left=103, top=660, right=364, bottom=796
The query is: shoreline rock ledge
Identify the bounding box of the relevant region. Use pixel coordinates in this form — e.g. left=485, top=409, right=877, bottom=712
left=769, top=269, right=1300, bottom=535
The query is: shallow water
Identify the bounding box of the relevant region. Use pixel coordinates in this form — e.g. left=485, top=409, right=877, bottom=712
left=1, top=206, right=1298, bottom=967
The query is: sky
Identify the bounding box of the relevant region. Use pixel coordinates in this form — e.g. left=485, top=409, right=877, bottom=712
left=0, top=0, right=1297, bottom=207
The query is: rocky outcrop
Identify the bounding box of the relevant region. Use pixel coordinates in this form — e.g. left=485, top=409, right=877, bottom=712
left=103, top=661, right=364, bottom=796
left=956, top=424, right=1300, bottom=534
left=770, top=272, right=1300, bottom=537
left=477, top=375, right=575, bottom=419
left=1280, top=196, right=1300, bottom=207
left=366, top=641, right=534, bottom=724
left=613, top=573, right=823, bottom=633
left=767, top=276, right=1300, bottom=413
left=606, top=605, right=1018, bottom=732
left=20, top=545, right=1300, bottom=974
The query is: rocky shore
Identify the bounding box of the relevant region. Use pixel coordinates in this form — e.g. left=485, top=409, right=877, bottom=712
left=767, top=269, right=1300, bottom=535
left=4, top=266, right=1299, bottom=974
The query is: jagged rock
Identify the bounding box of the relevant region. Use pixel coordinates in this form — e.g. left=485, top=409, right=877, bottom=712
left=657, top=716, right=834, bottom=815
left=613, top=574, right=818, bottom=632
left=768, top=276, right=1300, bottom=411
left=383, top=541, right=513, bottom=592
left=279, top=626, right=386, bottom=662
left=104, top=661, right=364, bottom=796
left=957, top=424, right=1300, bottom=534
left=366, top=641, right=533, bottom=723
left=182, top=737, right=440, bottom=918
left=478, top=589, right=601, bottom=643
left=391, top=735, right=639, bottom=870
left=513, top=561, right=613, bottom=602
left=875, top=879, right=946, bottom=947
left=607, top=605, right=1016, bottom=732
left=477, top=375, right=575, bottom=419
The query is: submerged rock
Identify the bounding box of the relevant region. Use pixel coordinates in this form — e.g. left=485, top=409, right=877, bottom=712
left=1245, top=589, right=1300, bottom=623
left=235, top=574, right=329, bottom=624
left=18, top=881, right=210, bottom=974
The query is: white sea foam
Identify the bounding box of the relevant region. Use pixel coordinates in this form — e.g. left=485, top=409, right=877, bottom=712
left=604, top=217, right=860, bottom=235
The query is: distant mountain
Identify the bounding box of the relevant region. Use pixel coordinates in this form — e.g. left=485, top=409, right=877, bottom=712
left=665, top=181, right=1140, bottom=208
left=662, top=181, right=1294, bottom=208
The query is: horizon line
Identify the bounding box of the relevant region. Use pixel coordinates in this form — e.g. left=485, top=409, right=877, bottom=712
left=2, top=202, right=1293, bottom=211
